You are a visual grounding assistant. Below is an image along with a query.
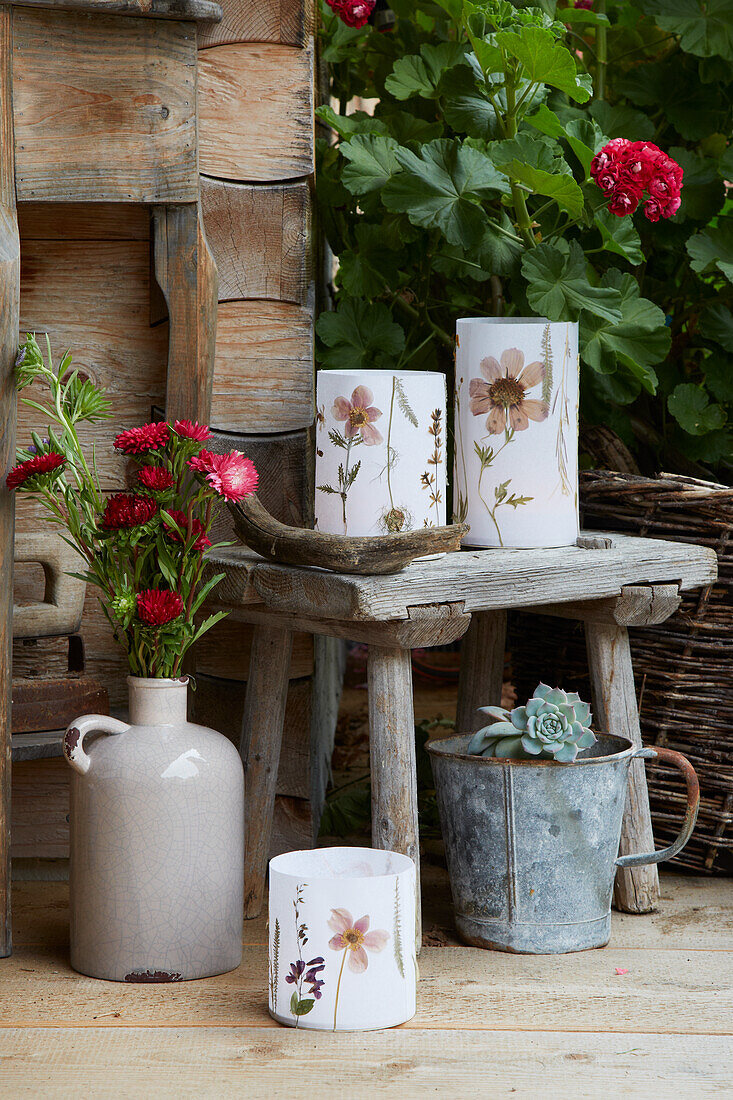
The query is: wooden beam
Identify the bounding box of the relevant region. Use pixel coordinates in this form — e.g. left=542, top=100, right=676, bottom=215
left=198, top=43, right=314, bottom=182
left=456, top=611, right=506, bottom=735
left=200, top=177, right=311, bottom=304
left=585, top=622, right=660, bottom=914
left=210, top=300, right=313, bottom=432
left=153, top=203, right=218, bottom=423
left=532, top=584, right=682, bottom=627
left=0, top=4, right=19, bottom=957
left=13, top=9, right=199, bottom=203
left=0, top=0, right=223, bottom=21
left=198, top=0, right=312, bottom=47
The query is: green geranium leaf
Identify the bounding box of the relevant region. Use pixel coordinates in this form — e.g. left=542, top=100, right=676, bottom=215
left=526, top=106, right=604, bottom=175
left=317, top=299, right=405, bottom=370
left=686, top=220, right=733, bottom=283
left=671, top=147, right=725, bottom=223
left=704, top=352, right=733, bottom=403
left=701, top=304, right=733, bottom=352
left=489, top=133, right=584, bottom=216
left=385, top=42, right=466, bottom=100
left=562, top=6, right=610, bottom=24
left=594, top=207, right=644, bottom=266
left=635, top=0, right=733, bottom=62
left=382, top=139, right=506, bottom=248
left=668, top=383, right=727, bottom=435
left=495, top=26, right=591, bottom=102
left=580, top=270, right=670, bottom=388
left=589, top=101, right=654, bottom=142
left=341, top=135, right=401, bottom=195
left=522, top=240, right=623, bottom=323
left=315, top=106, right=389, bottom=139
left=336, top=224, right=404, bottom=297
left=440, top=66, right=501, bottom=140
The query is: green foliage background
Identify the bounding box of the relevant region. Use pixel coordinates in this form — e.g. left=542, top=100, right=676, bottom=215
left=315, top=0, right=733, bottom=480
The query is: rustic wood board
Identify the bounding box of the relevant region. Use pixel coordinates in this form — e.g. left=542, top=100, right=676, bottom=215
left=17, top=203, right=150, bottom=240
left=13, top=9, right=198, bottom=202
left=1, top=0, right=223, bottom=21
left=10, top=757, right=69, bottom=859
left=198, top=43, right=313, bottom=182
left=18, top=238, right=167, bottom=483
left=198, top=0, right=312, bottom=47
left=210, top=301, right=313, bottom=432
left=0, top=940, right=730, bottom=1033
left=207, top=535, right=717, bottom=621
left=0, top=1028, right=729, bottom=1097
left=201, top=178, right=311, bottom=304
left=11, top=875, right=733, bottom=951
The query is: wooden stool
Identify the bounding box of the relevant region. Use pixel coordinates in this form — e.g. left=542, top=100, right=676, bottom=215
left=207, top=533, right=717, bottom=951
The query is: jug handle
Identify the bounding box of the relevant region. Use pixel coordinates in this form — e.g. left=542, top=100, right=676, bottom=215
left=615, top=746, right=700, bottom=869
left=63, top=714, right=131, bottom=776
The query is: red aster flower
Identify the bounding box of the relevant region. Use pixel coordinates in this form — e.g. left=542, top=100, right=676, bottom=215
left=114, top=422, right=170, bottom=455
left=136, top=589, right=184, bottom=626
left=138, top=466, right=174, bottom=492
left=6, top=452, right=66, bottom=490
left=172, top=419, right=211, bottom=443
left=101, top=493, right=158, bottom=529
left=326, top=0, right=375, bottom=28
left=163, top=508, right=212, bottom=553
left=189, top=450, right=258, bottom=502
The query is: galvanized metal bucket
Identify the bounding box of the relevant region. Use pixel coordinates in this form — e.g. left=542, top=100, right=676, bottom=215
left=427, top=733, right=700, bottom=954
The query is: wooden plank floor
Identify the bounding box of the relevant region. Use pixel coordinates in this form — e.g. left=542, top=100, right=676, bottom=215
left=0, top=870, right=731, bottom=1097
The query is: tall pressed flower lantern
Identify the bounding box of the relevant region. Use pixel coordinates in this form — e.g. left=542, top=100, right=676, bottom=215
left=315, top=369, right=447, bottom=539
left=454, top=318, right=580, bottom=549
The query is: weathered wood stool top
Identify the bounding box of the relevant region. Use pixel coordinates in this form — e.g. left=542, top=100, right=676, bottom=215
left=207, top=533, right=717, bottom=950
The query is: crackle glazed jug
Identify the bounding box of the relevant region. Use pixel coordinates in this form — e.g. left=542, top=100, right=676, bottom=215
left=63, top=676, right=244, bottom=982
left=428, top=732, right=700, bottom=954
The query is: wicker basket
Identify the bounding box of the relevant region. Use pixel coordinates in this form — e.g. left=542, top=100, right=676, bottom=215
left=508, top=470, right=733, bottom=875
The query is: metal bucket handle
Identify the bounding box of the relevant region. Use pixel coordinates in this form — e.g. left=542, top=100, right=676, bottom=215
left=615, top=746, right=700, bottom=869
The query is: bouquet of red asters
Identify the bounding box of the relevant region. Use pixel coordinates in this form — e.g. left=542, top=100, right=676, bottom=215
left=7, top=333, right=258, bottom=678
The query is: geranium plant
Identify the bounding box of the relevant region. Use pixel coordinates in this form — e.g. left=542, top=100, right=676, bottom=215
left=7, top=334, right=258, bottom=678
left=316, top=0, right=733, bottom=477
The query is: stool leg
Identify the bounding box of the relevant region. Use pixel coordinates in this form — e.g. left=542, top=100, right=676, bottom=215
left=240, top=624, right=293, bottom=918
left=585, top=621, right=660, bottom=913
left=456, top=611, right=507, bottom=734
left=367, top=644, right=421, bottom=953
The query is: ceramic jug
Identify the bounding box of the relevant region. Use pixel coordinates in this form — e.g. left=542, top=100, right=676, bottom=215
left=63, top=676, right=244, bottom=982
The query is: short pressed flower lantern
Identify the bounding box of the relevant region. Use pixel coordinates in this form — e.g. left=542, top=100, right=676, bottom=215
left=268, top=847, right=417, bottom=1031
left=315, top=369, right=447, bottom=540
left=454, top=318, right=580, bottom=549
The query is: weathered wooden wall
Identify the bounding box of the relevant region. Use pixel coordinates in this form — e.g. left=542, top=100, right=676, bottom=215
left=13, top=0, right=334, bottom=860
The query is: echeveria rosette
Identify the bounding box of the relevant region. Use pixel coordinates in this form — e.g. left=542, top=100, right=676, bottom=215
left=468, top=683, right=596, bottom=763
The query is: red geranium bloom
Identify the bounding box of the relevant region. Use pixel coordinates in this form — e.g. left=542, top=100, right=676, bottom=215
left=138, top=466, right=174, bottom=492
left=101, top=493, right=158, bottom=529
left=172, top=419, right=211, bottom=443
left=114, top=422, right=169, bottom=454
left=591, top=138, right=683, bottom=221
left=163, top=508, right=212, bottom=553
left=326, top=0, right=374, bottom=28
left=6, top=452, right=66, bottom=490
left=137, top=589, right=184, bottom=626
left=188, top=450, right=259, bottom=503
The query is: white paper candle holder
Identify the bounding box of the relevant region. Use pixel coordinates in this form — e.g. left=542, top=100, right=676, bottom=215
left=268, top=847, right=417, bottom=1031
left=454, top=318, right=580, bottom=549
left=315, top=370, right=447, bottom=539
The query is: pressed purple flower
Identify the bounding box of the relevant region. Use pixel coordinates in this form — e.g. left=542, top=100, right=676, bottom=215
left=285, top=960, right=306, bottom=984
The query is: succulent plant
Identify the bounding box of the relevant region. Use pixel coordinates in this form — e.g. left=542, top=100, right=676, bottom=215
left=467, top=683, right=597, bottom=763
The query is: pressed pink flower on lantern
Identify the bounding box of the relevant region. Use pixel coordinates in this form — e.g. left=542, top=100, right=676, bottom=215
left=469, top=349, right=549, bottom=435
left=187, top=449, right=259, bottom=502
left=332, top=386, right=383, bottom=445
left=328, top=908, right=389, bottom=974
